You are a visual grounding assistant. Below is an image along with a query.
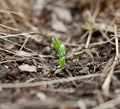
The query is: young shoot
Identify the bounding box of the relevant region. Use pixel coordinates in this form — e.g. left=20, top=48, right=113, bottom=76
left=52, top=38, right=66, bottom=70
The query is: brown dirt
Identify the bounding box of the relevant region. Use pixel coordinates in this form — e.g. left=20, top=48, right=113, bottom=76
left=0, top=0, right=120, bottom=109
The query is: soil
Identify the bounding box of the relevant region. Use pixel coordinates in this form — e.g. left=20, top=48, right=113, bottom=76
left=0, top=0, right=120, bottom=109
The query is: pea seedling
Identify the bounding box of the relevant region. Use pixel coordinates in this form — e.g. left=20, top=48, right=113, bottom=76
left=52, top=38, right=66, bottom=70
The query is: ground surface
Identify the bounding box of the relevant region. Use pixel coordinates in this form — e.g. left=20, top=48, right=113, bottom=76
left=0, top=0, right=120, bottom=109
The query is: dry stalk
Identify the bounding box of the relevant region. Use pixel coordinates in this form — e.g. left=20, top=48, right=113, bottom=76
left=65, top=37, right=115, bottom=47
left=0, top=47, right=19, bottom=56
left=78, top=100, right=87, bottom=109
left=92, top=96, right=120, bottom=109
left=85, top=30, right=92, bottom=48
left=78, top=31, right=89, bottom=44
left=0, top=24, right=18, bottom=31
left=0, top=32, right=34, bottom=38
left=102, top=58, right=117, bottom=95
left=1, top=0, right=18, bottom=27
left=1, top=37, right=35, bottom=53
left=102, top=25, right=119, bottom=95
left=0, top=58, right=27, bottom=64
left=100, top=30, right=115, bottom=45
left=0, top=73, right=101, bottom=89
left=19, top=36, right=29, bottom=51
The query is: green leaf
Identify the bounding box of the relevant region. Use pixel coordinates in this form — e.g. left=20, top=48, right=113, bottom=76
left=52, top=38, right=61, bottom=52
left=59, top=44, right=66, bottom=57
left=59, top=56, right=65, bottom=70
left=52, top=38, right=66, bottom=71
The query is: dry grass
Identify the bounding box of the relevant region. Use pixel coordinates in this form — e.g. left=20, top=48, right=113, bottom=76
left=0, top=0, right=120, bottom=109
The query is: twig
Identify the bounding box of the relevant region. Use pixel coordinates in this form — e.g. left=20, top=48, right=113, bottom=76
left=0, top=74, right=101, bottom=89
left=114, top=25, right=119, bottom=57
left=1, top=37, right=36, bottom=53
left=0, top=24, right=18, bottom=31
left=92, top=96, right=120, bottom=109
left=100, top=30, right=115, bottom=45
left=102, top=58, right=117, bottom=95
left=0, top=9, right=22, bottom=16
left=64, top=37, right=115, bottom=47
left=0, top=32, right=34, bottom=38
left=1, top=0, right=18, bottom=27
left=102, top=25, right=119, bottom=95
left=78, top=100, right=87, bottom=109
left=0, top=47, right=19, bottom=56
left=0, top=58, right=27, bottom=64
left=19, top=36, right=29, bottom=51
left=85, top=30, right=92, bottom=48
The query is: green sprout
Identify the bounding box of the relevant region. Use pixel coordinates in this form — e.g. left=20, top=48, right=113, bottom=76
left=52, top=38, right=66, bottom=70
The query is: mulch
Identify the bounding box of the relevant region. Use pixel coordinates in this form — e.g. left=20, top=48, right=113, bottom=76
left=0, top=0, right=120, bottom=109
